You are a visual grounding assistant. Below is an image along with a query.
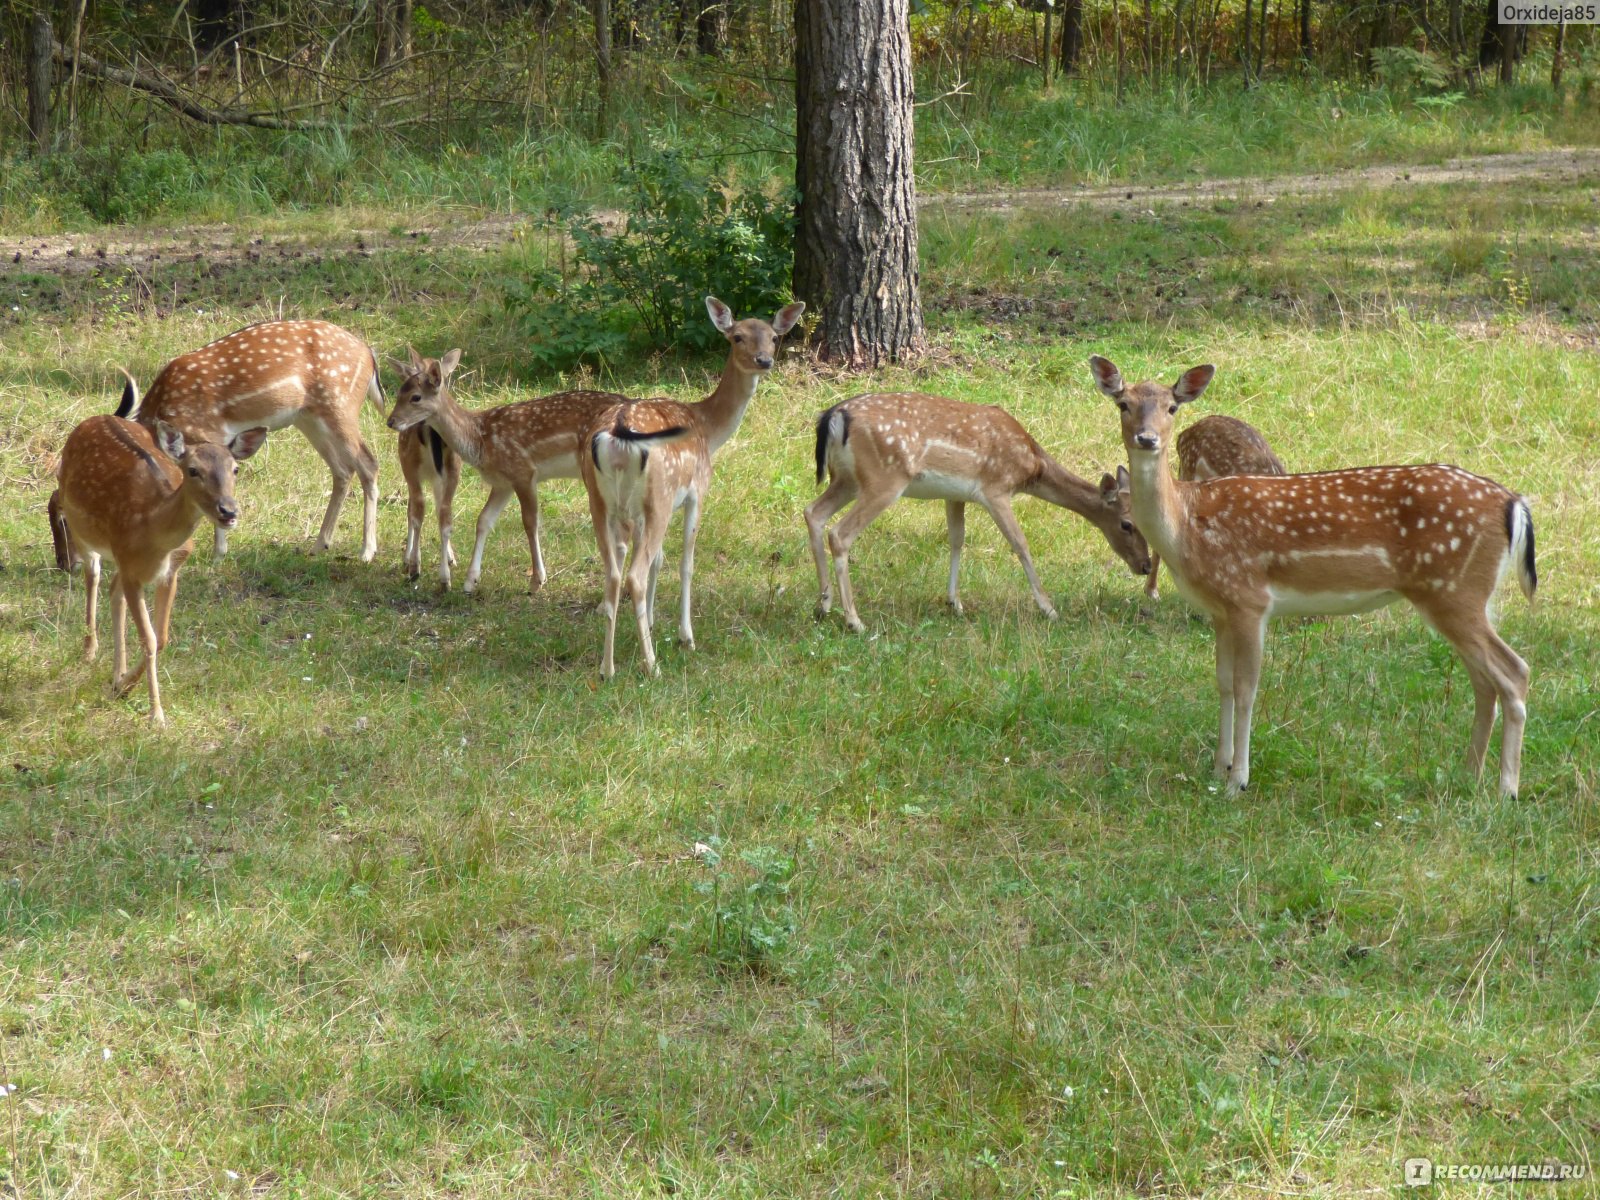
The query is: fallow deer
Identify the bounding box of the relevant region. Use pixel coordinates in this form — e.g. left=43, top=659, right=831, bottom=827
left=55, top=413, right=267, bottom=725
left=1145, top=413, right=1286, bottom=600
left=122, top=319, right=386, bottom=561
left=397, top=423, right=462, bottom=585
left=805, top=392, right=1151, bottom=632
left=1089, top=354, right=1535, bottom=797
left=384, top=348, right=627, bottom=592
left=580, top=296, right=805, bottom=677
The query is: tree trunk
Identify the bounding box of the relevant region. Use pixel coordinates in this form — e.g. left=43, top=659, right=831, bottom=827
left=794, top=0, right=924, bottom=367
left=697, top=1, right=726, bottom=55
left=28, top=11, right=53, bottom=154
left=1242, top=0, right=1254, bottom=80
left=1258, top=0, right=1270, bottom=73
left=1058, top=0, right=1084, bottom=74
left=1477, top=0, right=1521, bottom=77
left=592, top=0, right=613, bottom=137
left=1043, top=3, right=1054, bottom=88
left=375, top=0, right=413, bottom=68
left=1551, top=15, right=1565, bottom=89
left=1447, top=0, right=1462, bottom=57
left=1299, top=0, right=1311, bottom=63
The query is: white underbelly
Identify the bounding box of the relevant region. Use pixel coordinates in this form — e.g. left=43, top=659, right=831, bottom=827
left=903, top=470, right=984, bottom=502
left=1267, top=586, right=1400, bottom=617
left=539, top=450, right=579, bottom=480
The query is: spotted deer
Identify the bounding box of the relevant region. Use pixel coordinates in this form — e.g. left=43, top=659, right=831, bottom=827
left=1145, top=413, right=1286, bottom=601
left=384, top=348, right=626, bottom=591
left=122, top=320, right=386, bottom=560
left=396, top=424, right=461, bottom=585
left=580, top=296, right=805, bottom=677
left=55, top=413, right=267, bottom=725
left=1090, top=355, right=1535, bottom=797
left=806, top=392, right=1151, bottom=631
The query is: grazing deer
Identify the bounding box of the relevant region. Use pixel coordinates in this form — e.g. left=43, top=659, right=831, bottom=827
left=1145, top=413, right=1286, bottom=601
left=384, top=348, right=627, bottom=592
left=396, top=423, right=462, bottom=585
left=580, top=296, right=805, bottom=677
left=1089, top=354, right=1535, bottom=797
left=123, top=319, right=386, bottom=561
left=55, top=413, right=267, bottom=725
left=805, top=392, right=1151, bottom=632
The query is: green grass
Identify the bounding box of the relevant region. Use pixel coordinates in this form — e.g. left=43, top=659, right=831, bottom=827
left=2, top=175, right=1598, bottom=1197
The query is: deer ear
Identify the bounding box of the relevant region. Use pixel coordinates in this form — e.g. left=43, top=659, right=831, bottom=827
left=154, top=420, right=186, bottom=461
left=705, top=295, right=735, bottom=334
left=1174, top=364, right=1215, bottom=404
left=1099, top=472, right=1119, bottom=502
left=1089, top=355, right=1125, bottom=399
left=772, top=301, right=805, bottom=337
left=439, top=349, right=462, bottom=379
left=389, top=356, right=413, bottom=379
left=1116, top=464, right=1131, bottom=492
left=229, top=426, right=269, bottom=461
left=406, top=345, right=426, bottom=373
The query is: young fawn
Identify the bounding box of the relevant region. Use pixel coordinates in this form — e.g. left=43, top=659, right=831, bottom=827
left=384, top=347, right=627, bottom=591
left=806, top=392, right=1151, bottom=631
left=581, top=296, right=805, bottom=677
left=1090, top=355, right=1535, bottom=797
left=396, top=423, right=462, bottom=585
left=55, top=414, right=266, bottom=725
left=1145, top=413, right=1285, bottom=601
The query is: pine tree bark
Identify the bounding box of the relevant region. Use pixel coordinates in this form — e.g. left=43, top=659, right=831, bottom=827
left=1058, top=0, right=1085, bottom=73
left=794, top=0, right=924, bottom=367
left=28, top=11, right=53, bottom=154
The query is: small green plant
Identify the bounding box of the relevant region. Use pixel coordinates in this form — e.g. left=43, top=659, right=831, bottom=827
left=690, top=838, right=798, bottom=973
left=505, top=149, right=796, bottom=369
left=1370, top=47, right=1451, bottom=94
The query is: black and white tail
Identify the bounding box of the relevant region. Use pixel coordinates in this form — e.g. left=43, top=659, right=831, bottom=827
left=813, top=404, right=851, bottom=484
left=1507, top=497, right=1537, bottom=602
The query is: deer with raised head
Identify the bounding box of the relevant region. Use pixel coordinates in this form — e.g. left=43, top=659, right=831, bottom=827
left=122, top=319, right=385, bottom=561
left=55, top=413, right=267, bottom=725
left=580, top=296, right=805, bottom=677
left=1089, top=354, right=1535, bottom=797
left=384, top=348, right=627, bottom=592
left=1144, top=413, right=1286, bottom=601
left=396, top=422, right=461, bottom=585
left=805, top=393, right=1151, bottom=631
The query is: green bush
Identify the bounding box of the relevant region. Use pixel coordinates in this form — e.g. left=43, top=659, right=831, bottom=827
left=505, top=149, right=795, bottom=369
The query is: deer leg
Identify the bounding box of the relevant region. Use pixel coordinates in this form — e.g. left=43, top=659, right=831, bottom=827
left=945, top=501, right=967, bottom=615
left=590, top=485, right=624, bottom=679
left=465, top=486, right=514, bottom=594
left=628, top=512, right=668, bottom=677
left=986, top=496, right=1057, bottom=621
left=153, top=544, right=190, bottom=651
left=354, top=439, right=379, bottom=563
left=678, top=492, right=700, bottom=649
left=110, top=578, right=131, bottom=693
left=804, top=476, right=856, bottom=617
left=1213, top=612, right=1236, bottom=781
left=1487, top=634, right=1530, bottom=798
left=126, top=581, right=165, bottom=726
left=1425, top=599, right=1530, bottom=797
left=514, top=482, right=546, bottom=594
left=404, top=486, right=425, bottom=579
left=431, top=468, right=455, bottom=589
left=1224, top=610, right=1266, bottom=796
left=826, top=487, right=901, bottom=634
left=298, top=418, right=356, bottom=556
left=82, top=552, right=102, bottom=661
left=1145, top=552, right=1161, bottom=601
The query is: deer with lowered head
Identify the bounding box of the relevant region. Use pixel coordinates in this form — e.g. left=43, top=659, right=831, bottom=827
left=384, top=347, right=627, bottom=591
left=581, top=296, right=805, bottom=677
left=806, top=392, right=1151, bottom=631
left=55, top=412, right=267, bottom=725
left=120, top=319, right=387, bottom=561
left=1090, top=354, right=1535, bottom=798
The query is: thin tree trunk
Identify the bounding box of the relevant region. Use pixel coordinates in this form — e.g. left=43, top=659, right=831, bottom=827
left=28, top=12, right=53, bottom=154
left=375, top=0, right=413, bottom=68
left=1059, top=0, right=1084, bottom=74
left=1242, top=0, right=1254, bottom=81
left=1258, top=0, right=1270, bottom=73
left=697, top=1, right=726, bottom=54
left=1144, top=0, right=1155, bottom=79
left=1300, top=0, right=1312, bottom=63
left=1113, top=0, right=1125, bottom=99
left=1551, top=15, right=1565, bottom=89
left=794, top=0, right=924, bottom=367
left=592, top=0, right=612, bottom=137
left=1043, top=3, right=1054, bottom=88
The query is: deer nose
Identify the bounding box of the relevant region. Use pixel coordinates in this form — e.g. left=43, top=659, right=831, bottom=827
left=217, top=500, right=239, bottom=524
left=1134, top=433, right=1160, bottom=451
left=754, top=354, right=774, bottom=370
left=386, top=415, right=401, bottom=430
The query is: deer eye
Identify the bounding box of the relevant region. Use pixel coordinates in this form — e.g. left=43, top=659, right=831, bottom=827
left=188, top=467, right=200, bottom=478
left=1120, top=520, right=1133, bottom=532
left=1117, top=401, right=1129, bottom=413
left=233, top=465, right=240, bottom=475
left=734, top=334, right=744, bottom=343
left=1168, top=405, right=1178, bottom=414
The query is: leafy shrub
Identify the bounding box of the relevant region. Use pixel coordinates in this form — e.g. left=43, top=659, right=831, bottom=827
left=688, top=838, right=798, bottom=974
left=505, top=149, right=795, bottom=370
left=1370, top=47, right=1452, bottom=94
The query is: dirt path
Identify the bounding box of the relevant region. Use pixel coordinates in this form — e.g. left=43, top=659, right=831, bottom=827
left=5, top=148, right=1596, bottom=281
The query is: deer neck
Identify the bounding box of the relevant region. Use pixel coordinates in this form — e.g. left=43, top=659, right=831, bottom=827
left=423, top=391, right=485, bottom=468
left=1125, top=446, right=1188, bottom=563
left=1024, top=452, right=1104, bottom=520
left=690, top=360, right=762, bottom=454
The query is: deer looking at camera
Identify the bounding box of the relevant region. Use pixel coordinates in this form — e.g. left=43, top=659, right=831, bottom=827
left=581, top=296, right=805, bottom=677
left=806, top=392, right=1151, bottom=631
left=396, top=422, right=461, bottom=586
left=122, top=319, right=386, bottom=560
left=384, top=349, right=627, bottom=591
left=55, top=413, right=267, bottom=725
left=1089, top=354, right=1535, bottom=798
left=1144, top=413, right=1285, bottom=601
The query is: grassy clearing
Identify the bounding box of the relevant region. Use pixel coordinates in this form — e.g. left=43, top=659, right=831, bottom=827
left=3, top=71, right=1598, bottom=234
left=1, top=176, right=1598, bottom=1197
